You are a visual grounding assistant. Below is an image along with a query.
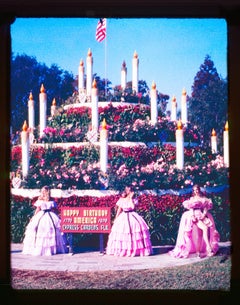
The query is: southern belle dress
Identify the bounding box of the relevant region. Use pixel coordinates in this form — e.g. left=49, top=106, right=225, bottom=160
left=22, top=199, right=67, bottom=256
left=169, top=195, right=220, bottom=258
left=106, top=196, right=153, bottom=256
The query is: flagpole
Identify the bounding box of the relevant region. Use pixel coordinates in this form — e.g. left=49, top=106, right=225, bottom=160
left=104, top=19, right=107, bottom=99
left=96, top=18, right=107, bottom=99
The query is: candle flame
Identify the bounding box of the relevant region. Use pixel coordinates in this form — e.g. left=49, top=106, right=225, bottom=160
left=88, top=48, right=92, bottom=56
left=40, top=84, right=45, bottom=93
left=133, top=50, right=138, bottom=58
left=212, top=128, right=216, bottom=136
left=151, top=81, right=156, bottom=90
left=22, top=120, right=28, bottom=132
left=29, top=92, right=33, bottom=100
left=92, top=79, right=97, bottom=88
left=52, top=98, right=56, bottom=106
left=177, top=119, right=183, bottom=130
left=102, top=118, right=107, bottom=130
left=224, top=121, right=229, bottom=131
left=182, top=88, right=187, bottom=96
left=79, top=59, right=84, bottom=66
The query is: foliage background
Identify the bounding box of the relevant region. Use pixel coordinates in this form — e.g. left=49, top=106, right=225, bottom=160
left=10, top=54, right=230, bottom=247
left=11, top=187, right=230, bottom=245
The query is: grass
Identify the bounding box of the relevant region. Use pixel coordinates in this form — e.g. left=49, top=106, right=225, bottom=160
left=11, top=254, right=231, bottom=290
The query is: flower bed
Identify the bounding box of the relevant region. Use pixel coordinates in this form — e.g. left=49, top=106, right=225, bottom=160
left=10, top=100, right=230, bottom=246
left=39, top=104, right=201, bottom=144
left=10, top=187, right=230, bottom=245
left=11, top=143, right=229, bottom=190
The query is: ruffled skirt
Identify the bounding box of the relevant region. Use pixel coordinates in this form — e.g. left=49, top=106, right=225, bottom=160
left=169, top=210, right=220, bottom=258
left=22, top=211, right=67, bottom=256
left=106, top=211, right=152, bottom=257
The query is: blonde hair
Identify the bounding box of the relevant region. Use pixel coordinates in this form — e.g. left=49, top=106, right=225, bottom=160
left=39, top=185, right=50, bottom=201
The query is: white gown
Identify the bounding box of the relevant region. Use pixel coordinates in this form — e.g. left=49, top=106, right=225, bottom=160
left=22, top=199, right=67, bottom=256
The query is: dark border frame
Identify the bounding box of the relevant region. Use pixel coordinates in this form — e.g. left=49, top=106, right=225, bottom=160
left=1, top=1, right=240, bottom=304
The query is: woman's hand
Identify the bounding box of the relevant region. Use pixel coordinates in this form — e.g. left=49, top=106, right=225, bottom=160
left=191, top=215, right=197, bottom=223
left=129, top=192, right=134, bottom=199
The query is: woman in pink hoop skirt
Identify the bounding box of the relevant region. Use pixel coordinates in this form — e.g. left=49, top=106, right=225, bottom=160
left=106, top=186, right=152, bottom=257
left=169, top=184, right=220, bottom=258
left=22, top=186, right=67, bottom=256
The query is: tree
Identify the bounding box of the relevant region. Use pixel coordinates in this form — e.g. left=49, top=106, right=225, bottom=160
left=188, top=55, right=228, bottom=146
left=11, top=54, right=40, bottom=133
left=93, top=73, right=112, bottom=101
left=158, top=93, right=170, bottom=113
left=11, top=53, right=75, bottom=133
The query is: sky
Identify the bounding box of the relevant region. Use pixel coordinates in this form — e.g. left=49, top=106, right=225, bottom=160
left=11, top=18, right=227, bottom=110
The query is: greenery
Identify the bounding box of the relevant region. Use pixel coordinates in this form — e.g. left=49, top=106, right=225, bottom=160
left=11, top=196, right=34, bottom=243
left=11, top=254, right=231, bottom=290
left=10, top=53, right=230, bottom=251
left=11, top=143, right=229, bottom=190
left=36, top=104, right=201, bottom=144
left=11, top=53, right=75, bottom=133
left=10, top=53, right=228, bottom=146
left=188, top=55, right=228, bottom=142
left=11, top=188, right=230, bottom=244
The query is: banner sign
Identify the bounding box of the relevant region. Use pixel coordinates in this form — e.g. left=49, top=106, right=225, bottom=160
left=61, top=207, right=111, bottom=233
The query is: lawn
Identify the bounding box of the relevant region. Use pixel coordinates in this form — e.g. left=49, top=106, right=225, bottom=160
left=11, top=255, right=231, bottom=290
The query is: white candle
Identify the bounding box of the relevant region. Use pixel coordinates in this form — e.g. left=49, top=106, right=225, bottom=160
left=86, top=48, right=93, bottom=97
left=223, top=121, right=229, bottom=167
left=78, top=59, right=85, bottom=93
left=21, top=121, right=30, bottom=178
left=121, top=60, right=127, bottom=90
left=176, top=120, right=184, bottom=169
left=39, top=84, right=47, bottom=137
left=171, top=95, right=177, bottom=121
left=100, top=119, right=108, bottom=173
left=211, top=129, right=218, bottom=154
left=181, top=88, right=187, bottom=125
left=28, top=92, right=35, bottom=130
left=91, top=79, right=99, bottom=131
left=132, top=50, right=139, bottom=94
left=150, top=81, right=158, bottom=125
left=51, top=98, right=57, bottom=117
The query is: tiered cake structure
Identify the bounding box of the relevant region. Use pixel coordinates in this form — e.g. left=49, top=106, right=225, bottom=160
left=10, top=49, right=230, bottom=245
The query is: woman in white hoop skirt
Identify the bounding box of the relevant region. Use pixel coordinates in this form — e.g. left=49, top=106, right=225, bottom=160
left=22, top=186, right=67, bottom=256
left=106, top=186, right=152, bottom=257
left=169, top=184, right=220, bottom=258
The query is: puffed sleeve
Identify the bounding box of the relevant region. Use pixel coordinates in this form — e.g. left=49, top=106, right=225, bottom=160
left=183, top=197, right=213, bottom=210
left=182, top=198, right=193, bottom=209
left=182, top=197, right=201, bottom=209
left=33, top=199, right=42, bottom=208
left=201, top=197, right=213, bottom=210
left=51, top=201, right=57, bottom=208
left=116, top=197, right=123, bottom=208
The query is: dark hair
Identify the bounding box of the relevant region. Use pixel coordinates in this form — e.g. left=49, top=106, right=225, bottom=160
left=121, top=185, right=137, bottom=198
left=192, top=184, right=202, bottom=196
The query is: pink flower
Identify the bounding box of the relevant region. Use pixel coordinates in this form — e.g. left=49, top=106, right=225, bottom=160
left=83, top=174, right=91, bottom=183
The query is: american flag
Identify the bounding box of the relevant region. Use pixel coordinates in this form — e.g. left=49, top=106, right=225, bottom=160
left=96, top=18, right=107, bottom=42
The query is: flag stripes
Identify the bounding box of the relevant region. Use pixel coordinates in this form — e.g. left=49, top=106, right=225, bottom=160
left=96, top=18, right=107, bottom=42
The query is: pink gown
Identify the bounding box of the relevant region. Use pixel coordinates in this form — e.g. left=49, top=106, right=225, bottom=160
left=22, top=199, right=67, bottom=256
left=106, top=197, right=153, bottom=256
left=169, top=196, right=220, bottom=258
